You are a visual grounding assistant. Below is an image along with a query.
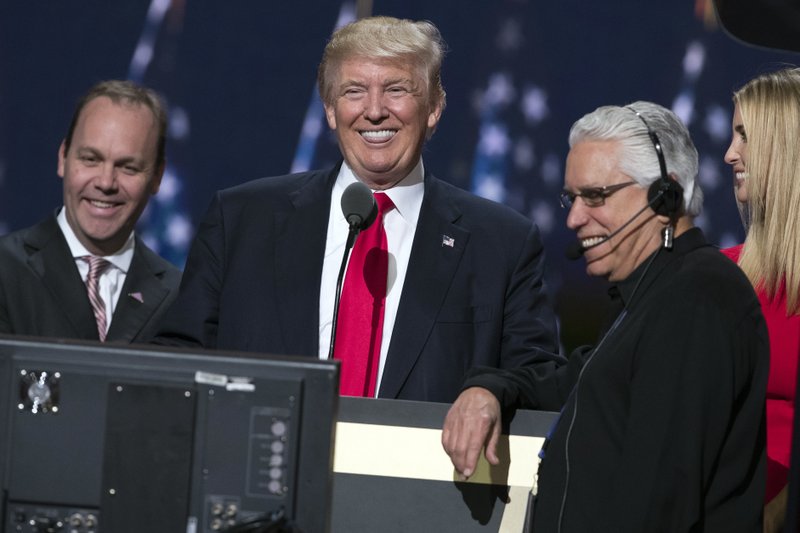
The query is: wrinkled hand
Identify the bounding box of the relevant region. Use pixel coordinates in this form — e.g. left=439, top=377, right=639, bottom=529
left=441, top=387, right=502, bottom=479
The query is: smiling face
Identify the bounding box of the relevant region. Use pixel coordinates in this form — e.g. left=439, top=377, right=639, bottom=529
left=723, top=103, right=749, bottom=204
left=324, top=57, right=442, bottom=190
left=564, top=140, right=664, bottom=282
left=58, top=96, right=163, bottom=256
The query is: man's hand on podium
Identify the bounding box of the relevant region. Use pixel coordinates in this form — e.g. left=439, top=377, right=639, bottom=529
left=441, top=387, right=502, bottom=480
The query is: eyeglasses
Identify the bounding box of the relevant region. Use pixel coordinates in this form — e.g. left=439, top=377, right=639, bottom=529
left=559, top=181, right=637, bottom=209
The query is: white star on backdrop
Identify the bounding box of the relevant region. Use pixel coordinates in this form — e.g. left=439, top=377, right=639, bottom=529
left=474, top=173, right=506, bottom=202
left=521, top=86, right=549, bottom=124
left=483, top=73, right=516, bottom=109
left=478, top=123, right=511, bottom=157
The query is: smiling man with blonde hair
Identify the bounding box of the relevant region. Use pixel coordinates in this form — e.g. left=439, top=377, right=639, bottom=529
left=154, top=16, right=559, bottom=402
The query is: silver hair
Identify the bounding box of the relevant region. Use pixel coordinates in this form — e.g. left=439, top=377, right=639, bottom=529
left=568, top=101, right=703, bottom=217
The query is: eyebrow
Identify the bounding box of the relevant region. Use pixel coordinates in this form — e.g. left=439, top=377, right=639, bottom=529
left=734, top=124, right=746, bottom=135
left=385, top=77, right=414, bottom=85
left=76, top=146, right=102, bottom=155
left=563, top=183, right=604, bottom=193
left=337, top=79, right=366, bottom=93
left=76, top=146, right=146, bottom=166
left=338, top=77, right=416, bottom=88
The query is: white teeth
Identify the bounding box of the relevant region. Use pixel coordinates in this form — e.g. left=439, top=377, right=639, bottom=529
left=361, top=130, right=396, bottom=140
left=581, top=236, right=606, bottom=248
left=89, top=200, right=115, bottom=208
left=735, top=172, right=749, bottom=181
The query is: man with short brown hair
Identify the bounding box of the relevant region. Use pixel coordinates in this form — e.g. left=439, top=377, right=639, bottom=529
left=0, top=80, right=180, bottom=343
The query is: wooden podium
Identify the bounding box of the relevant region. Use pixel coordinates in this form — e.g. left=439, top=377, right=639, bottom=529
left=331, top=397, right=557, bottom=532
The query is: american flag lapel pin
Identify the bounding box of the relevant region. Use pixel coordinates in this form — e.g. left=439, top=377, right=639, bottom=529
left=128, top=292, right=144, bottom=304
left=441, top=235, right=455, bottom=248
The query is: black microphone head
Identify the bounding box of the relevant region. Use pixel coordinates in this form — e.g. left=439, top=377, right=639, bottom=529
left=341, top=182, right=377, bottom=230
left=565, top=240, right=585, bottom=260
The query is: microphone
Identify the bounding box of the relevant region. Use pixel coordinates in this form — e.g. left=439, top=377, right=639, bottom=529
left=328, top=182, right=378, bottom=360
left=341, top=181, right=377, bottom=232
left=564, top=192, right=665, bottom=260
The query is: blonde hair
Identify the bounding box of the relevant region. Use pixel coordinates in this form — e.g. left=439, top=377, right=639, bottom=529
left=735, top=67, right=800, bottom=315
left=317, top=16, right=446, bottom=112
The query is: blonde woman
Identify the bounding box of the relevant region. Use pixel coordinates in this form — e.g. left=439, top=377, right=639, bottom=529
left=723, top=67, right=800, bottom=533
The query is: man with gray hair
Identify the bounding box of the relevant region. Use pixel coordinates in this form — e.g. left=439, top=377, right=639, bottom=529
left=443, top=101, right=768, bottom=531
left=155, top=16, right=558, bottom=402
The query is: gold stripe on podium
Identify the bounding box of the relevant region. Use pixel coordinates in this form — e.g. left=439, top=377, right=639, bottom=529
left=333, top=421, right=543, bottom=486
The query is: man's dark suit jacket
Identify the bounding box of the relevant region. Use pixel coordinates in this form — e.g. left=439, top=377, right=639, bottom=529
left=155, top=166, right=559, bottom=402
left=0, top=215, right=181, bottom=343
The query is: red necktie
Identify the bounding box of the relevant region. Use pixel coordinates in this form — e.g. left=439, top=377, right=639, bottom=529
left=334, top=192, right=395, bottom=397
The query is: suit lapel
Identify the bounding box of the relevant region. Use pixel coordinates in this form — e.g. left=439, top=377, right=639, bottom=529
left=106, top=241, right=171, bottom=343
left=273, top=169, right=337, bottom=356
left=379, top=176, right=470, bottom=398
left=24, top=217, right=99, bottom=339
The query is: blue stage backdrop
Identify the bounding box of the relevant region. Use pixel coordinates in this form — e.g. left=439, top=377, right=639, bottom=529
left=1, top=0, right=798, bottom=352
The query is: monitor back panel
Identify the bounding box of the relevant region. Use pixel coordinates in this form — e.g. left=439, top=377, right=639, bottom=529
left=0, top=338, right=338, bottom=533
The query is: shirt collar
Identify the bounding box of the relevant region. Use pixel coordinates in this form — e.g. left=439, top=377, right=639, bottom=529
left=56, top=207, right=135, bottom=273
left=334, top=160, right=425, bottom=226
left=611, top=226, right=707, bottom=308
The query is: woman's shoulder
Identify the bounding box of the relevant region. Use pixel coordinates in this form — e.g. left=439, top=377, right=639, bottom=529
left=720, top=243, right=744, bottom=262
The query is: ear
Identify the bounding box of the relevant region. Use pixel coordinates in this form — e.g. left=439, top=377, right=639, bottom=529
left=427, top=99, right=443, bottom=131
left=324, top=102, right=337, bottom=131
left=57, top=141, right=67, bottom=179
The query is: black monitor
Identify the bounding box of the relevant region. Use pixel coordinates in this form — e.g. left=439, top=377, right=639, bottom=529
left=0, top=336, right=339, bottom=533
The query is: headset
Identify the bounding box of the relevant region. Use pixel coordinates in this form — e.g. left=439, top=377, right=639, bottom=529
left=627, top=105, right=684, bottom=218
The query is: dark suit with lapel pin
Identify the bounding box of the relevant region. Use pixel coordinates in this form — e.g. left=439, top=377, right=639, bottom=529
left=155, top=165, right=559, bottom=402
left=0, top=214, right=181, bottom=343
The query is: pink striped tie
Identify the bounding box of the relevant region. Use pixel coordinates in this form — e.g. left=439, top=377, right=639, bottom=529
left=82, top=256, right=111, bottom=341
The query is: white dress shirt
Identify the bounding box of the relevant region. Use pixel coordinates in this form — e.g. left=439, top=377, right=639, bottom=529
left=318, top=160, right=424, bottom=396
left=57, top=208, right=135, bottom=334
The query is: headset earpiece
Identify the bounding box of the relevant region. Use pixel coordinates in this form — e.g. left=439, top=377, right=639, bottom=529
left=647, top=177, right=684, bottom=217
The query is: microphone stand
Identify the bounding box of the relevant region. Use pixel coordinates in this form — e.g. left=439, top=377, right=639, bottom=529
left=327, top=221, right=361, bottom=360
